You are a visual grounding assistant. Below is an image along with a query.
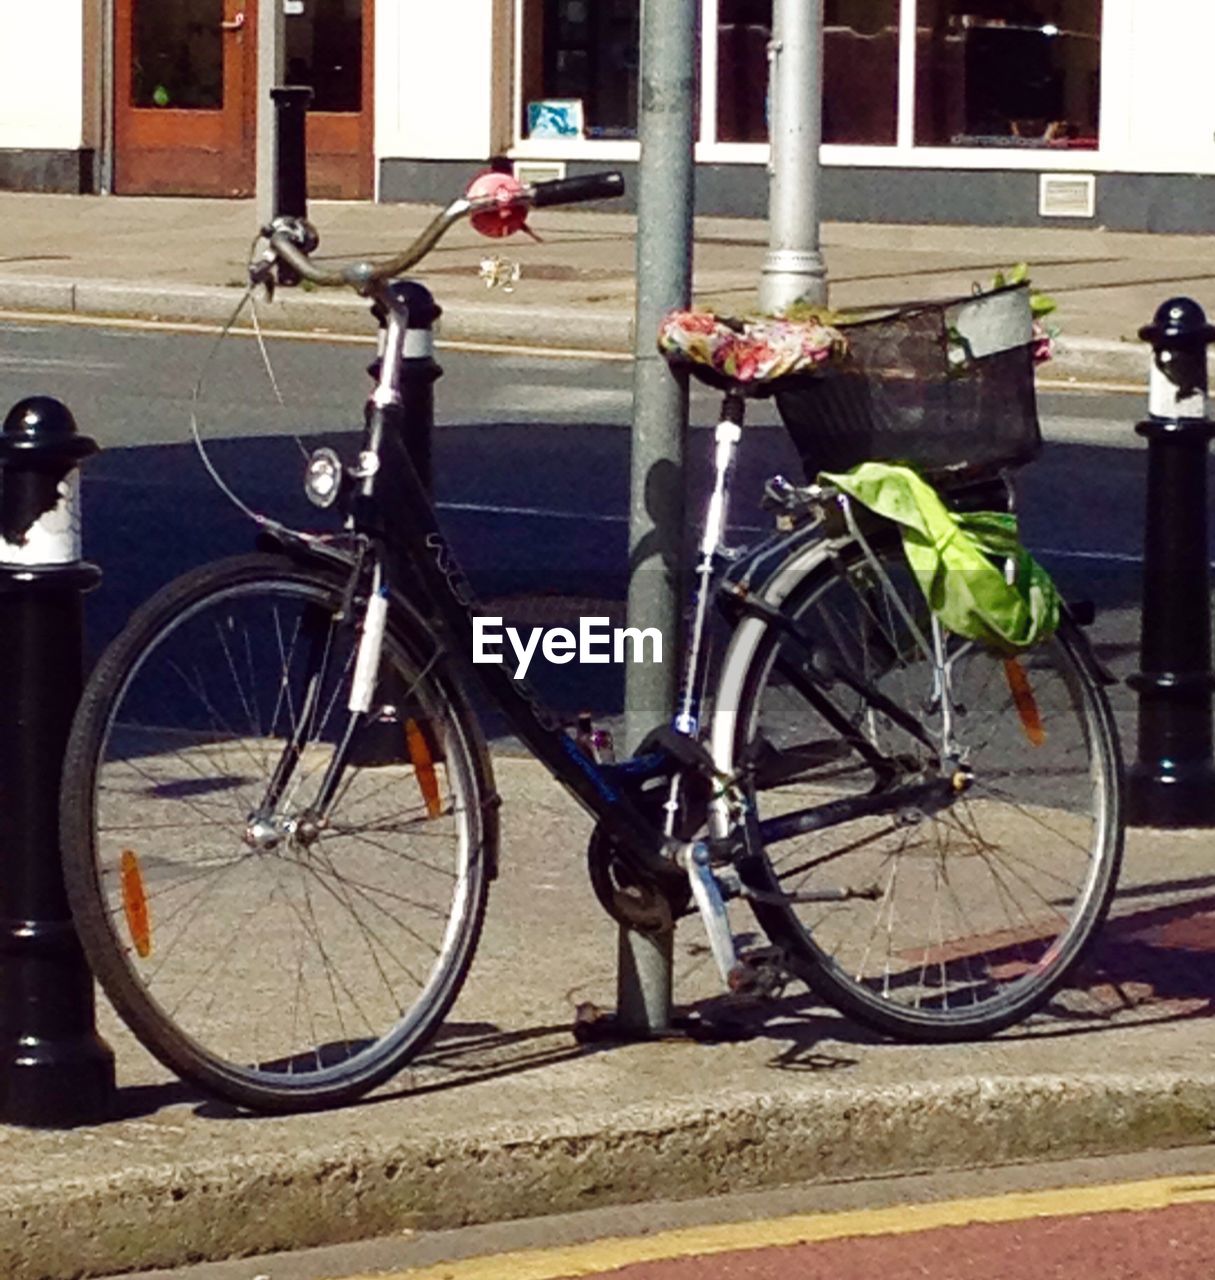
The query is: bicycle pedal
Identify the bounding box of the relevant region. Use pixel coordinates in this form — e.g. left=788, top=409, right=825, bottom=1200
left=726, top=946, right=790, bottom=999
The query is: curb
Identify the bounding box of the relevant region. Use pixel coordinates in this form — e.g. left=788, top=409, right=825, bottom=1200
left=0, top=274, right=1146, bottom=381
left=0, top=275, right=635, bottom=353
left=5, top=1072, right=1214, bottom=1279
left=1045, top=336, right=1150, bottom=390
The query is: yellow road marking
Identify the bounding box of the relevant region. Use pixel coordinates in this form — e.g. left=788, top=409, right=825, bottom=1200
left=344, top=1173, right=1215, bottom=1280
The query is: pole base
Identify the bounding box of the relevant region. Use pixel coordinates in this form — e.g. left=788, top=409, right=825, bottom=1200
left=1127, top=761, right=1215, bottom=828
left=0, top=1032, right=115, bottom=1127
left=571, top=1002, right=754, bottom=1045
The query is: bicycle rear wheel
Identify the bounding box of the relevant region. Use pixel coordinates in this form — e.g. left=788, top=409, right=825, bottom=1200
left=61, top=552, right=495, bottom=1111
left=719, top=532, right=1122, bottom=1040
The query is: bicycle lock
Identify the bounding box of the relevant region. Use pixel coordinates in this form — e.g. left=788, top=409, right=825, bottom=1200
left=0, top=397, right=115, bottom=1125
left=1128, top=297, right=1215, bottom=826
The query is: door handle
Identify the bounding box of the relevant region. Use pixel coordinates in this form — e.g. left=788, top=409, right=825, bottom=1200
left=220, top=12, right=246, bottom=30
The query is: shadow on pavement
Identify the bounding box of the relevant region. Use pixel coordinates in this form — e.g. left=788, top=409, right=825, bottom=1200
left=80, top=430, right=1153, bottom=727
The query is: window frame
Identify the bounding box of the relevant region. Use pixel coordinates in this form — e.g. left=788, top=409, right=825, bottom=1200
left=508, top=0, right=1134, bottom=172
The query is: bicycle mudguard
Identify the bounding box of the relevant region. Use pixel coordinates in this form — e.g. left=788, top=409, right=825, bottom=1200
left=255, top=525, right=358, bottom=573
left=717, top=519, right=850, bottom=614
left=1061, top=598, right=1118, bottom=686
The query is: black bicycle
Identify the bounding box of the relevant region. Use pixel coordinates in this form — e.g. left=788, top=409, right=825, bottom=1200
left=59, top=172, right=1123, bottom=1112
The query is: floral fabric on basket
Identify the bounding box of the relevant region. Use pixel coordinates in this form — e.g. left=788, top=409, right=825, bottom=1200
left=657, top=310, right=847, bottom=383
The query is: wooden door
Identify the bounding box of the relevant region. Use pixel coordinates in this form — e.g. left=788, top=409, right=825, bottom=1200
left=114, top=0, right=256, bottom=195
left=114, top=0, right=374, bottom=200
left=286, top=0, right=375, bottom=199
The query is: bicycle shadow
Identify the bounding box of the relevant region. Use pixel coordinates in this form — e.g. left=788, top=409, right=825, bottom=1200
left=183, top=1021, right=610, bottom=1120
left=176, top=1002, right=863, bottom=1121
left=117, top=882, right=1215, bottom=1121
left=1022, top=892, right=1215, bottom=1035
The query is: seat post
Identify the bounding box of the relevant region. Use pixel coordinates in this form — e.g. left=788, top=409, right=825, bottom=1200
left=673, top=391, right=746, bottom=738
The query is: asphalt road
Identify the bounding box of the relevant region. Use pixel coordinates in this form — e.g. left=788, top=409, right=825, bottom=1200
left=0, top=317, right=1168, bottom=731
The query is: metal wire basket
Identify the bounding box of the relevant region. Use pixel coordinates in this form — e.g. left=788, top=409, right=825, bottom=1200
left=774, top=283, right=1042, bottom=483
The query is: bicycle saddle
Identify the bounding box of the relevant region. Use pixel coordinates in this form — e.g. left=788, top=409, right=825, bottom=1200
left=657, top=308, right=847, bottom=398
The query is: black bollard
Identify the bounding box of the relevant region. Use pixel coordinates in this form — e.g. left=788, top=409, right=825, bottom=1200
left=269, top=85, right=312, bottom=220
left=384, top=279, right=442, bottom=494
left=1127, top=298, right=1215, bottom=827
left=350, top=282, right=443, bottom=765
left=0, top=397, right=115, bottom=1125
left=269, top=85, right=313, bottom=287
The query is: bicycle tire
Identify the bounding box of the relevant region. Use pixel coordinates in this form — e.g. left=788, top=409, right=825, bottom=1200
left=61, top=552, right=496, bottom=1111
left=715, top=532, right=1123, bottom=1040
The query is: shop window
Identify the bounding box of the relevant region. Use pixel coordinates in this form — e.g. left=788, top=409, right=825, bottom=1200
left=824, top=1, right=899, bottom=145
left=717, top=0, right=899, bottom=145
left=520, top=0, right=640, bottom=140
left=915, top=1, right=1101, bottom=148
left=717, top=0, right=769, bottom=142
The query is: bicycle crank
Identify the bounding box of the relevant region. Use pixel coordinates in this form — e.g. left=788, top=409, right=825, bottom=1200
left=585, top=767, right=701, bottom=933
left=587, top=825, right=692, bottom=933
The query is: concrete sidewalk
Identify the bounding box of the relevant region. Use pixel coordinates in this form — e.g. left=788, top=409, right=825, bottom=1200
left=4, top=738, right=1215, bottom=1280
left=1, top=191, right=1213, bottom=383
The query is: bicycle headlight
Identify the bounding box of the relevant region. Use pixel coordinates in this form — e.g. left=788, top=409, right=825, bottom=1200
left=304, top=447, right=343, bottom=509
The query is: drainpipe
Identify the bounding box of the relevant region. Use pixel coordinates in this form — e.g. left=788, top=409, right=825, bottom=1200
left=256, top=0, right=287, bottom=229
left=98, top=0, right=115, bottom=193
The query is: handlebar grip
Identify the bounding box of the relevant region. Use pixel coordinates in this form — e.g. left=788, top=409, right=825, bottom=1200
left=529, top=171, right=625, bottom=208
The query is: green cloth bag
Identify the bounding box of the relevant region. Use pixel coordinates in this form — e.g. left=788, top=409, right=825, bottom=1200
left=819, top=461, right=1061, bottom=653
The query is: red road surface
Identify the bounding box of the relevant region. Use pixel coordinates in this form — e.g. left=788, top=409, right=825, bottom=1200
left=586, top=1201, right=1215, bottom=1280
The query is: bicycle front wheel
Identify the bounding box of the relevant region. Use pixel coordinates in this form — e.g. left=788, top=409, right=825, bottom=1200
left=719, top=533, right=1122, bottom=1040
left=61, top=553, right=495, bottom=1111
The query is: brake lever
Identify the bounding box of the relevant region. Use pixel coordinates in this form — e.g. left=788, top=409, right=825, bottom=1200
left=248, top=248, right=278, bottom=302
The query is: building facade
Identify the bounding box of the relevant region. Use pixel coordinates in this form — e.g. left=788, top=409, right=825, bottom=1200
left=3, top=0, right=1214, bottom=231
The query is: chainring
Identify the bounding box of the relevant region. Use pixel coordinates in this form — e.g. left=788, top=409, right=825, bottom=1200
left=586, top=772, right=704, bottom=933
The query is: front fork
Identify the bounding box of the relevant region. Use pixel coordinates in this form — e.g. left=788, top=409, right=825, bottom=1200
left=250, top=553, right=383, bottom=832
left=253, top=280, right=412, bottom=831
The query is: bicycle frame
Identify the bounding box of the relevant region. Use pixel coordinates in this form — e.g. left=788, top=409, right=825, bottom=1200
left=351, top=287, right=689, bottom=884
left=322, top=286, right=960, bottom=886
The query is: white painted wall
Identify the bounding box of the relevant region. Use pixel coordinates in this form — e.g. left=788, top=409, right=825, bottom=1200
left=375, top=0, right=498, bottom=160
left=0, top=0, right=86, bottom=149
left=1098, top=0, right=1215, bottom=174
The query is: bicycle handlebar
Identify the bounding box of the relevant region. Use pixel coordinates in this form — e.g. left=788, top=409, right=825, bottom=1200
left=529, top=171, right=625, bottom=207
left=264, top=170, right=625, bottom=292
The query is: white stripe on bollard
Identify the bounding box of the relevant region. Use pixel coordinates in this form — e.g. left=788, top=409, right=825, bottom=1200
left=0, top=470, right=82, bottom=565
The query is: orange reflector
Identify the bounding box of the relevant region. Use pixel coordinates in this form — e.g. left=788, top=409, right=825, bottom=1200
left=1003, top=657, right=1046, bottom=746
left=405, top=717, right=444, bottom=819
left=120, top=849, right=152, bottom=958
